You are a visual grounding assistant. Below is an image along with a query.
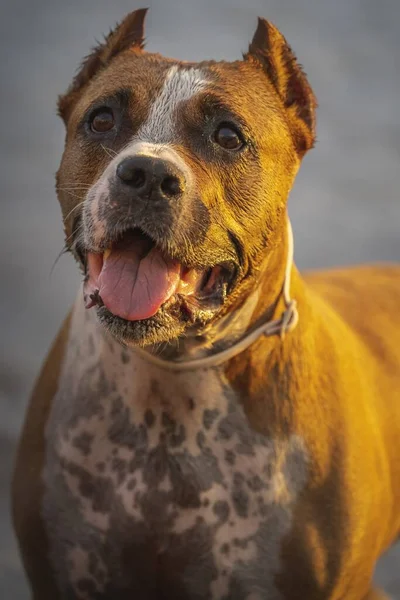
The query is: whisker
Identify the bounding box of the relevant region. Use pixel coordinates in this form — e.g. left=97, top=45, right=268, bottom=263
left=101, top=144, right=118, bottom=159
left=49, top=246, right=69, bottom=279
left=57, top=184, right=92, bottom=190
left=64, top=222, right=84, bottom=246
left=56, top=180, right=93, bottom=186
left=59, top=190, right=87, bottom=201
left=63, top=201, right=86, bottom=223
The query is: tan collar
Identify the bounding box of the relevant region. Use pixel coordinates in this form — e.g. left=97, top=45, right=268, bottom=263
left=135, top=219, right=298, bottom=371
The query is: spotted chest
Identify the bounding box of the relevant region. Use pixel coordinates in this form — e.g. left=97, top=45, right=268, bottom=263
left=43, top=301, right=308, bottom=600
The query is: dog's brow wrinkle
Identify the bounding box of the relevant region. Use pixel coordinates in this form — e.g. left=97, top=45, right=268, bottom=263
left=137, top=66, right=207, bottom=144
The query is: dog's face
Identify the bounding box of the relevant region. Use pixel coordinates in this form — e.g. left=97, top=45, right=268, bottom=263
left=57, top=9, right=316, bottom=347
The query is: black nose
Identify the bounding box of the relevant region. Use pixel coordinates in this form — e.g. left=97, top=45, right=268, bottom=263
left=116, top=156, right=185, bottom=200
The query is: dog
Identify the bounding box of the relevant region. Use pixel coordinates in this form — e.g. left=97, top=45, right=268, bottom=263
left=12, top=8, right=400, bottom=599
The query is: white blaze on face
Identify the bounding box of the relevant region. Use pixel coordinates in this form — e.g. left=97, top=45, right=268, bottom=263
left=137, top=65, right=208, bottom=144
left=83, top=66, right=207, bottom=251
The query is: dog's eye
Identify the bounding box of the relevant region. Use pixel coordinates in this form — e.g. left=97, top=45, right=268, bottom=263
left=213, top=124, right=243, bottom=150
left=89, top=108, right=115, bottom=133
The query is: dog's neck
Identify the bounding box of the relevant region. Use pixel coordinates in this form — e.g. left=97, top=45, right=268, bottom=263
left=135, top=216, right=297, bottom=367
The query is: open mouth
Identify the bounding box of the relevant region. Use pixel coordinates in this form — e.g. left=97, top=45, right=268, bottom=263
left=83, top=228, right=232, bottom=322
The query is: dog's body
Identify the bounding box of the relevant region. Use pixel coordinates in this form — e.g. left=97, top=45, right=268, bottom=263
left=12, top=9, right=400, bottom=600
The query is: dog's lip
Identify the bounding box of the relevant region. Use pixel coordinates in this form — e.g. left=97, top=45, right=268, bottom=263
left=83, top=228, right=233, bottom=321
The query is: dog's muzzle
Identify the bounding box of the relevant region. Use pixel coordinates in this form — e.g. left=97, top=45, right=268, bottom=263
left=115, top=155, right=186, bottom=204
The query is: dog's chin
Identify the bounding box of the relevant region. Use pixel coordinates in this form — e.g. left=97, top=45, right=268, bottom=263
left=95, top=299, right=218, bottom=348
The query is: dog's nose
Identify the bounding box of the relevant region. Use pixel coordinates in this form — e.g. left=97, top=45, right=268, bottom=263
left=116, top=156, right=185, bottom=200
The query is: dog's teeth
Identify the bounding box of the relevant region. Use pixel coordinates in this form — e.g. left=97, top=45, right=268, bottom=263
left=103, top=249, right=112, bottom=260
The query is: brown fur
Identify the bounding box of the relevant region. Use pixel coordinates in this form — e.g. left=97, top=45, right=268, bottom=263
left=58, top=8, right=148, bottom=120
left=226, top=264, right=400, bottom=598
left=12, top=313, right=71, bottom=599
left=12, top=9, right=399, bottom=600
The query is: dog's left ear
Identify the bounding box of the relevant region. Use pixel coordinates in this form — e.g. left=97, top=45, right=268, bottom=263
left=58, top=8, right=148, bottom=122
left=245, top=18, right=317, bottom=156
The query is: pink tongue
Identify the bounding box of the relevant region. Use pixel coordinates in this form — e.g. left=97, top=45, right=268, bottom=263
left=98, top=241, right=181, bottom=321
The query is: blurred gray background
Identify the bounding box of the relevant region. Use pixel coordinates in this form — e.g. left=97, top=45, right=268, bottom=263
left=0, top=0, right=399, bottom=597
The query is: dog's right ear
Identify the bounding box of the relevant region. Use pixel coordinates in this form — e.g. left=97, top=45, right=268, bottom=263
left=58, top=8, right=148, bottom=122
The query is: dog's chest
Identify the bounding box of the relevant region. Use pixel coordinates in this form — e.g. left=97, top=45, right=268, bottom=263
left=43, top=306, right=307, bottom=599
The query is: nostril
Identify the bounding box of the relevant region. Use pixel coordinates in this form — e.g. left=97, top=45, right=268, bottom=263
left=129, top=168, right=146, bottom=189
left=116, top=157, right=185, bottom=198
left=116, top=160, right=147, bottom=189
left=161, top=175, right=183, bottom=197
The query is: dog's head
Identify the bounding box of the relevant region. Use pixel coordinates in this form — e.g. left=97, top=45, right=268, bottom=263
left=57, top=9, right=316, bottom=347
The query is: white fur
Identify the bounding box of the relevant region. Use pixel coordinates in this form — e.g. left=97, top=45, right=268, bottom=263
left=83, top=67, right=207, bottom=249
left=117, top=141, right=192, bottom=180
left=137, top=65, right=207, bottom=143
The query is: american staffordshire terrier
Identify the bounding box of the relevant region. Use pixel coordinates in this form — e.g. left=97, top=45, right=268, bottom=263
left=12, top=8, right=400, bottom=599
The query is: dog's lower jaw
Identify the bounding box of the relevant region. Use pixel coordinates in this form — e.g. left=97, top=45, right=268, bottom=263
left=93, top=221, right=292, bottom=360
left=96, top=304, right=189, bottom=348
